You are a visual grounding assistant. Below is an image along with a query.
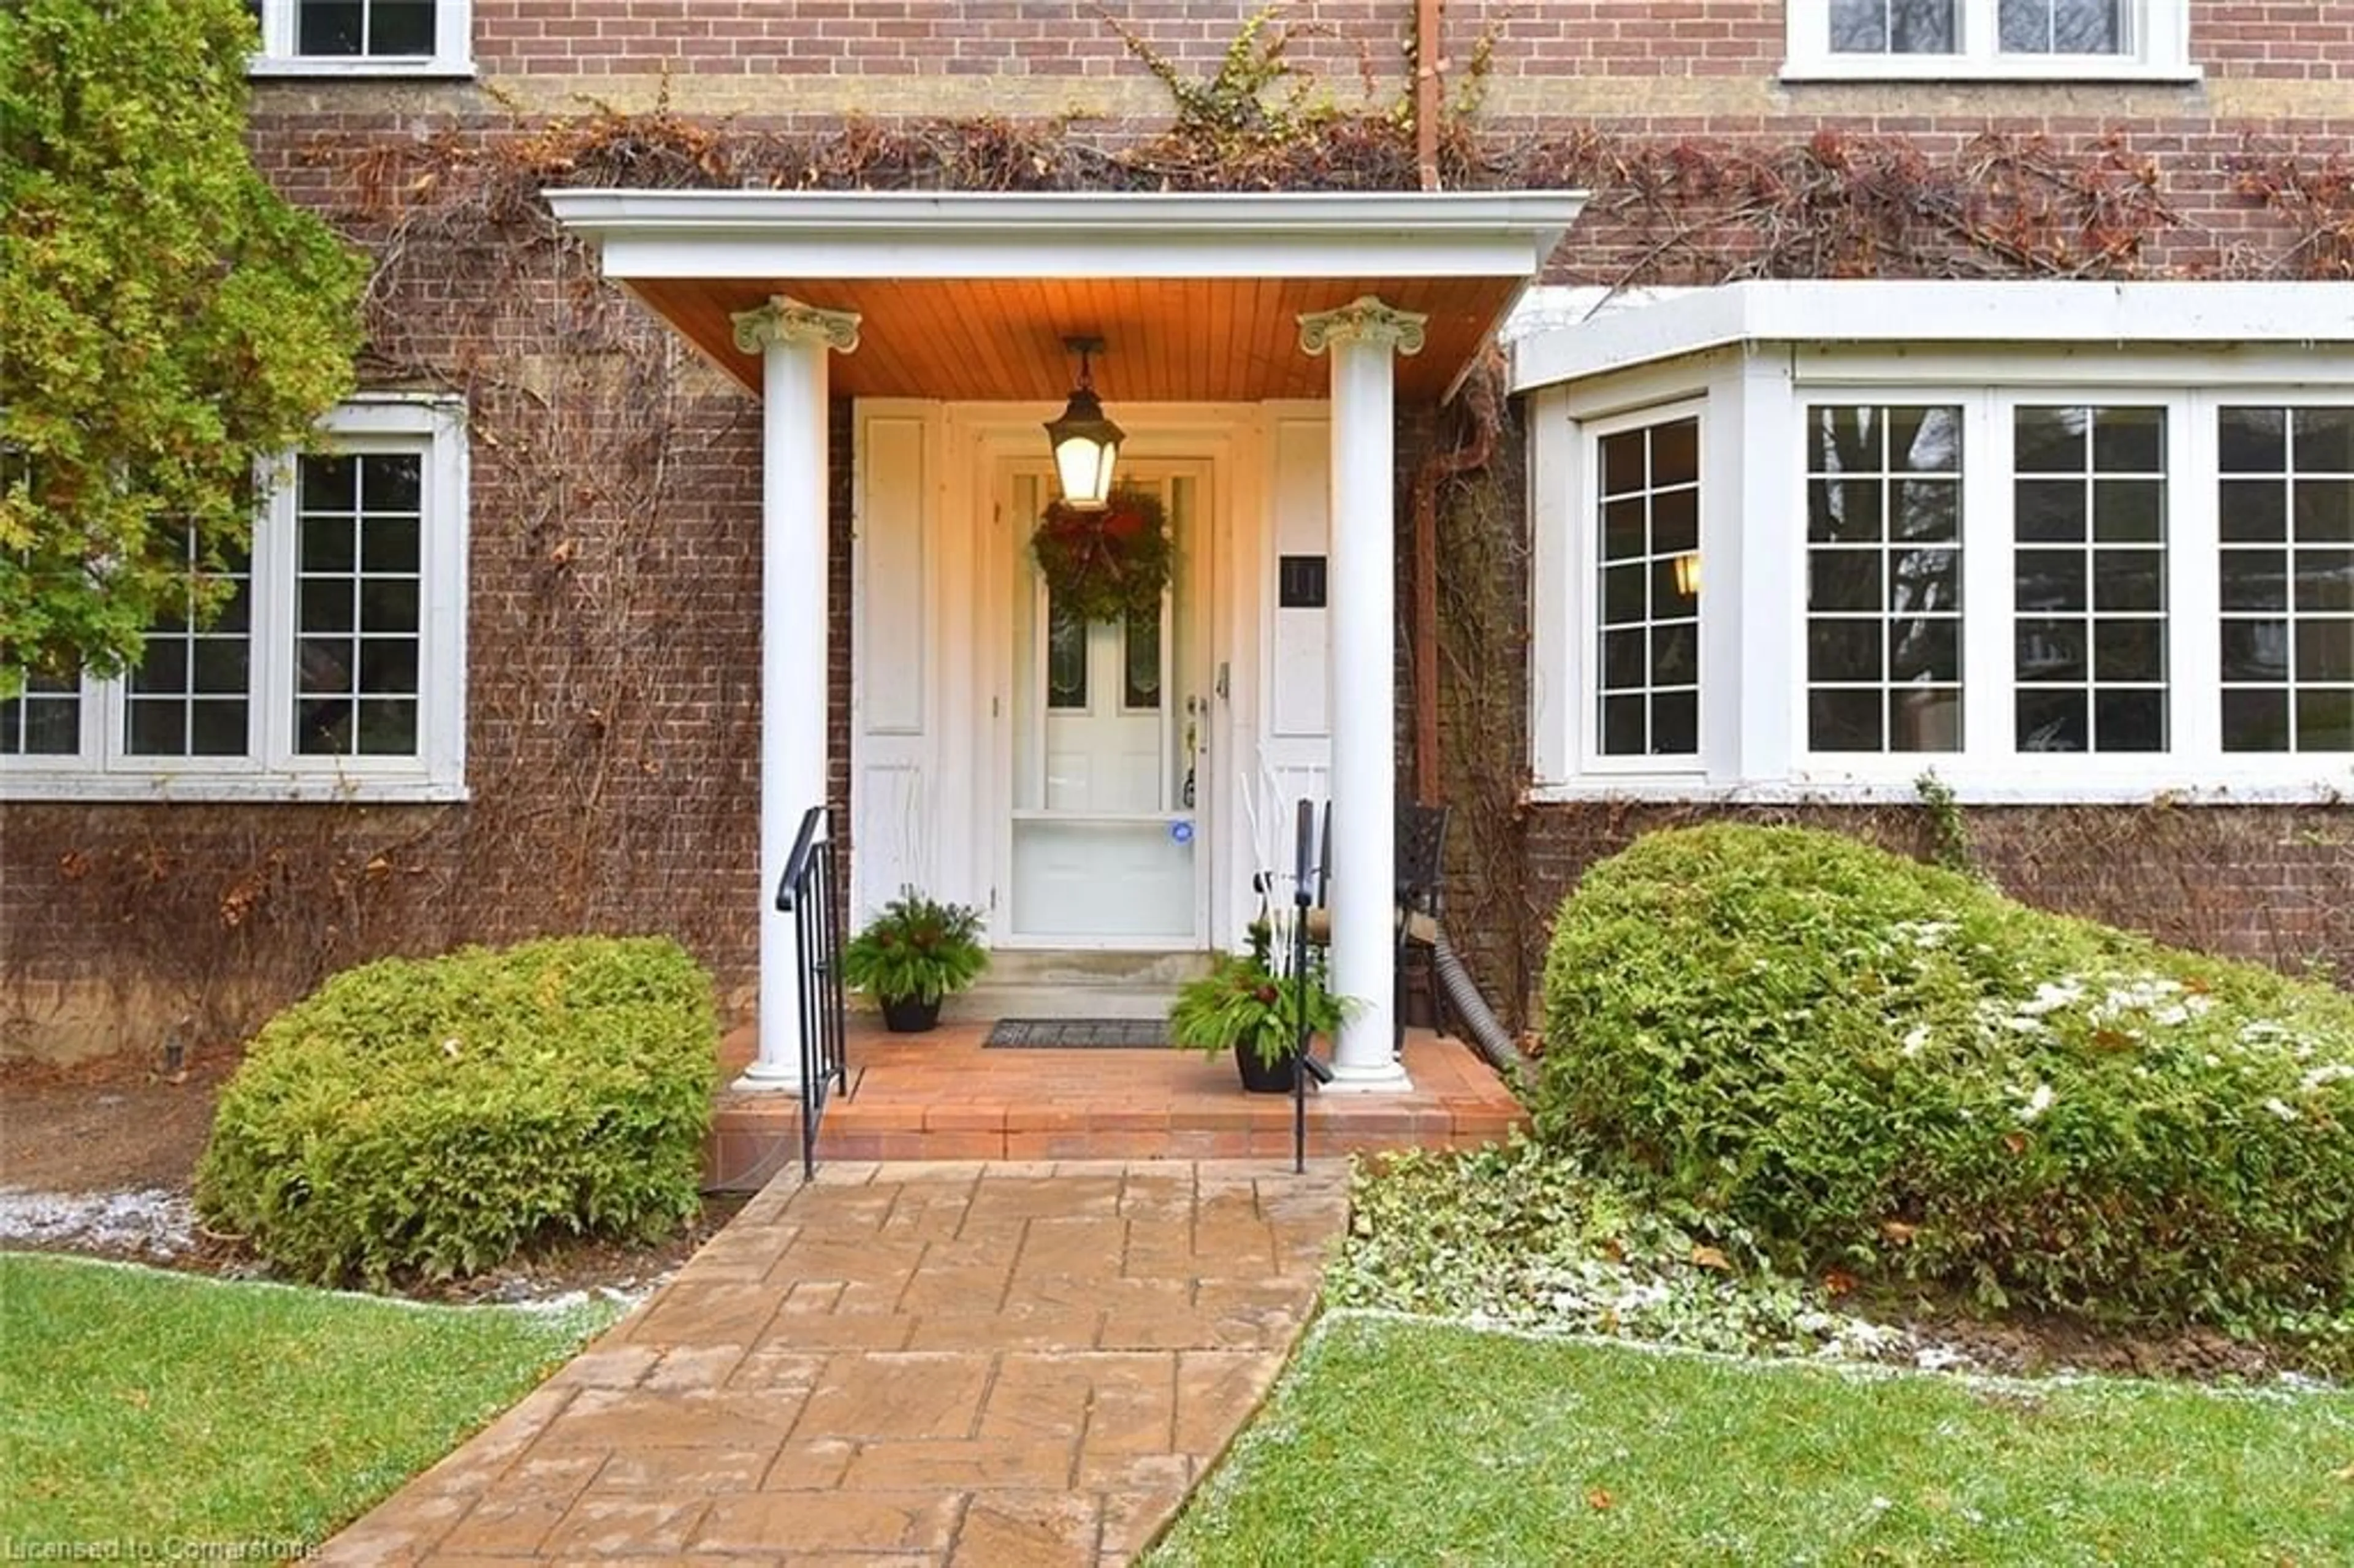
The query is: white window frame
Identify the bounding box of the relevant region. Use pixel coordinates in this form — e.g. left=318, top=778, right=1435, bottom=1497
left=1576, top=398, right=1712, bottom=785
left=1781, top=0, right=2197, bottom=83
left=247, top=0, right=474, bottom=79
left=0, top=395, right=470, bottom=802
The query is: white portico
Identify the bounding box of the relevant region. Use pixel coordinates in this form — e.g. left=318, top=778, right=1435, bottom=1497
left=546, top=191, right=1585, bottom=1094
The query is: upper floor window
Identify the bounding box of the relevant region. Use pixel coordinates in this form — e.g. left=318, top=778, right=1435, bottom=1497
left=1789, top=0, right=2194, bottom=80
left=0, top=397, right=469, bottom=802
left=246, top=0, right=473, bottom=77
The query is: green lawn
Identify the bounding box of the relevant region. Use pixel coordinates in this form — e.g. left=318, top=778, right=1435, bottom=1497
left=0, top=1253, right=614, bottom=1546
left=1152, top=1314, right=2354, bottom=1566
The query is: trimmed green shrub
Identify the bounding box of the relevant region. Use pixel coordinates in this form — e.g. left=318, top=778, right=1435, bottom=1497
left=1536, top=824, right=2354, bottom=1331
left=196, top=936, right=718, bottom=1288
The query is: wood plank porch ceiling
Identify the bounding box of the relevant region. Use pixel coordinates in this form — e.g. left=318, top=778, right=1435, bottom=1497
left=631, top=275, right=1520, bottom=403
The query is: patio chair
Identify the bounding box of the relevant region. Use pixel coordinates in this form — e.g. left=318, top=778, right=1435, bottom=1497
left=1304, top=801, right=1452, bottom=1059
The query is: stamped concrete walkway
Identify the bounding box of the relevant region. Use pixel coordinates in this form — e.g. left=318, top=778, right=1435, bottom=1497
left=322, top=1160, right=1350, bottom=1565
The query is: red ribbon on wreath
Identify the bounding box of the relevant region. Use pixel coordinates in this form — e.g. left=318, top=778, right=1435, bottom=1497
left=1030, top=487, right=1172, bottom=624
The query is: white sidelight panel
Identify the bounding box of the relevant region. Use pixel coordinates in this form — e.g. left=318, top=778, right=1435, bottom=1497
left=1269, top=416, right=1333, bottom=739
left=852, top=402, right=945, bottom=921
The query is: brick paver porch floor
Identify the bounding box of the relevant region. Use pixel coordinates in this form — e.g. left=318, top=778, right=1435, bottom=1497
left=707, top=1021, right=1526, bottom=1187
left=321, top=1159, right=1350, bottom=1566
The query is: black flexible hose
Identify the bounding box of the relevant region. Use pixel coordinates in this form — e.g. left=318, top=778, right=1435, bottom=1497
left=1430, top=924, right=1528, bottom=1081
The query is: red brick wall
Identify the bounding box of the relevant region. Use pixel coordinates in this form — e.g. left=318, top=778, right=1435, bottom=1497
left=451, top=1, right=2354, bottom=81
left=6, top=0, right=2352, bottom=1060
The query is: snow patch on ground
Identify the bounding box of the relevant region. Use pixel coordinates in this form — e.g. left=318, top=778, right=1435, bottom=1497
left=0, top=1186, right=198, bottom=1257
left=500, top=1281, right=666, bottom=1315
left=0, top=1185, right=670, bottom=1311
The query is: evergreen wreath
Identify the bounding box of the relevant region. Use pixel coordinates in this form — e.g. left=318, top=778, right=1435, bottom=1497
left=1030, top=487, right=1172, bottom=624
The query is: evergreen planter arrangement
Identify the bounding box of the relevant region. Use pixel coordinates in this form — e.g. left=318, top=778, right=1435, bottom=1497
left=1168, top=932, right=1347, bottom=1094
left=841, top=889, right=988, bottom=1033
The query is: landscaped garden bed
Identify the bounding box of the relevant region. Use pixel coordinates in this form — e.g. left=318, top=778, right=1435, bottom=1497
left=1157, top=824, right=2354, bottom=1562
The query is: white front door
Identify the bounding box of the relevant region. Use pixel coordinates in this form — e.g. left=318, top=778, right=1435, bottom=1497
left=1004, top=462, right=1211, bottom=946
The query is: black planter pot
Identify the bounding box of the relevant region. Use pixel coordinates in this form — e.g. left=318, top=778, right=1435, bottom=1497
left=1234, top=1038, right=1298, bottom=1094
left=880, top=994, right=943, bottom=1033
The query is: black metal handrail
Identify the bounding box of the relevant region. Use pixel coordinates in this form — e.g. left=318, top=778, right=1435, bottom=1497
left=1292, top=797, right=1331, bottom=1173
left=775, top=804, right=848, bottom=1180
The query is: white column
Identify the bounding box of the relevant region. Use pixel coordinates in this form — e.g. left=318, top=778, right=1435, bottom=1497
left=1299, top=295, right=1425, bottom=1092
left=731, top=295, right=860, bottom=1093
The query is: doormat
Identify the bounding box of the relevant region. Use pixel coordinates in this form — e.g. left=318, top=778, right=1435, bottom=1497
left=985, top=1018, right=1171, bottom=1049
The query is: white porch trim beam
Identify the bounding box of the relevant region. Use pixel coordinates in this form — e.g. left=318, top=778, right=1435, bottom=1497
left=733, top=295, right=860, bottom=1095
left=545, top=190, right=1582, bottom=283
left=1301, top=295, right=1426, bottom=1093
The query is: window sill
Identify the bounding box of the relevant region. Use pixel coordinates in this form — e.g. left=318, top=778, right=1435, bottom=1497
left=1525, top=774, right=2351, bottom=807
left=1778, top=58, right=2202, bottom=86
left=0, top=773, right=471, bottom=805
left=246, top=56, right=477, bottom=81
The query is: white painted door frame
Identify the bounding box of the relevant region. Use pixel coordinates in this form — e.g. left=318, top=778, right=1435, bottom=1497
left=949, top=406, right=1256, bottom=951
left=852, top=401, right=1336, bottom=963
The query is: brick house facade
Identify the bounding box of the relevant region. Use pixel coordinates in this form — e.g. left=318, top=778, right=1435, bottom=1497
left=3, top=0, right=2350, bottom=1062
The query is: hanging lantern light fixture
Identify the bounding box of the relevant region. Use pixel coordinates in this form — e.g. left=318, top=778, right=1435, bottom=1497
left=1044, top=335, right=1124, bottom=510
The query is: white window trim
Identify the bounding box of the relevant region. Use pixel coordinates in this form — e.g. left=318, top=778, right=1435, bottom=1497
left=0, top=395, right=471, bottom=804
left=246, top=0, right=475, bottom=79
left=1781, top=0, right=2198, bottom=83
left=1576, top=398, right=1712, bottom=786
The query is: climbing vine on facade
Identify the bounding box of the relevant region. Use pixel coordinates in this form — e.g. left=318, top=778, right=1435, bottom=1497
left=21, top=3, right=2354, bottom=1051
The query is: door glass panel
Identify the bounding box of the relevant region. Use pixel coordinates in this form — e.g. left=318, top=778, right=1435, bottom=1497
left=1046, top=593, right=1087, bottom=710
left=1123, top=603, right=1162, bottom=710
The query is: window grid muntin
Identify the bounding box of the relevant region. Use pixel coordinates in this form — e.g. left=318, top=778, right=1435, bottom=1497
left=2010, top=404, right=2169, bottom=753
left=295, top=452, right=424, bottom=758
left=124, top=528, right=254, bottom=758
left=2219, top=405, right=2354, bottom=753
left=1595, top=416, right=1701, bottom=759
left=1806, top=403, right=1966, bottom=753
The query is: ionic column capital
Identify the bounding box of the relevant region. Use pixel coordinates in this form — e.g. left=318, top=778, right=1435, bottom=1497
left=1298, top=295, right=1428, bottom=358
left=732, top=295, right=861, bottom=356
